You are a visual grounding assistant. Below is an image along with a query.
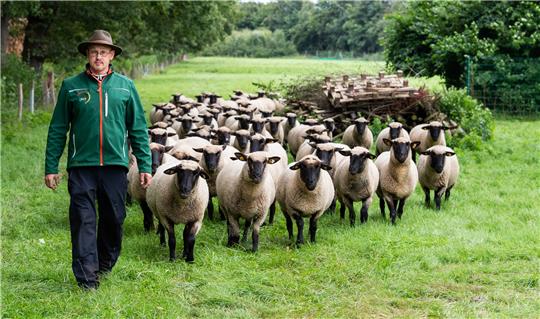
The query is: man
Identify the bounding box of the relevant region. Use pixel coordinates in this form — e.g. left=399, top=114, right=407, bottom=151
left=44, top=30, right=152, bottom=290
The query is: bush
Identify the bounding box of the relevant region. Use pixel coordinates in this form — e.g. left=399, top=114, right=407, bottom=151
left=1, top=54, right=39, bottom=109
left=202, top=28, right=297, bottom=58
left=438, top=88, right=494, bottom=150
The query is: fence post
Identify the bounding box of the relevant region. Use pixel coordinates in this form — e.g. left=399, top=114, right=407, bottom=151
left=18, top=83, right=23, bottom=121
left=30, top=80, right=35, bottom=113
left=464, top=55, right=471, bottom=95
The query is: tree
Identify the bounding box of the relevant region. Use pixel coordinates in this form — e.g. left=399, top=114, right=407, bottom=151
left=1, top=1, right=237, bottom=72
left=383, top=1, right=540, bottom=87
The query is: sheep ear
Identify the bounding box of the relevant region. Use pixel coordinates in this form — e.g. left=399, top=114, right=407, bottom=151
left=445, top=151, right=456, bottom=157
left=420, top=151, right=431, bottom=156
left=444, top=125, right=458, bottom=130
left=321, top=164, right=332, bottom=171
left=235, top=152, right=248, bottom=161
left=334, top=147, right=344, bottom=153
left=339, top=150, right=351, bottom=157
left=230, top=157, right=238, bottom=161
left=163, top=166, right=179, bottom=175
left=383, top=138, right=392, bottom=146
left=265, top=138, right=277, bottom=144
left=267, top=156, right=281, bottom=164
left=221, top=145, right=227, bottom=150
left=198, top=170, right=210, bottom=180
left=234, top=116, right=242, bottom=120
left=186, top=132, right=197, bottom=137
left=167, top=132, right=176, bottom=137
left=192, top=127, right=201, bottom=132
left=411, top=141, right=421, bottom=150
left=164, top=145, right=174, bottom=152
left=367, top=153, right=377, bottom=159
left=193, top=147, right=204, bottom=153
left=187, top=156, right=199, bottom=162
left=289, top=162, right=301, bottom=170
left=422, top=125, right=431, bottom=130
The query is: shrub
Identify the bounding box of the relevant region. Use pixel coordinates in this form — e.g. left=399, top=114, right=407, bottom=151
left=202, top=28, right=297, bottom=58
left=1, top=54, right=39, bottom=109
left=438, top=88, right=494, bottom=150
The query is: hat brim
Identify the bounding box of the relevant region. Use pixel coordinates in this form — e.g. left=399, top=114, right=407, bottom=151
left=78, top=41, right=122, bottom=56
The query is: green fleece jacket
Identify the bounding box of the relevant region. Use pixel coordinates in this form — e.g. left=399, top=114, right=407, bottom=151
left=45, top=67, right=151, bottom=174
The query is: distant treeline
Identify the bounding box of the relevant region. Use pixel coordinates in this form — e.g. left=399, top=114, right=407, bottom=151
left=223, top=0, right=392, bottom=57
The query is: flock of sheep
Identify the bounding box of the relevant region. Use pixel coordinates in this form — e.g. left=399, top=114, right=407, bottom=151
left=127, top=91, right=460, bottom=262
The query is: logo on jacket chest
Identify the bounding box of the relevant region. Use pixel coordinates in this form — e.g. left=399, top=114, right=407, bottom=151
left=75, top=90, right=91, bottom=104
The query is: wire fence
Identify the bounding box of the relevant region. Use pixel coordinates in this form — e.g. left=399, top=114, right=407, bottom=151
left=466, top=56, right=540, bottom=116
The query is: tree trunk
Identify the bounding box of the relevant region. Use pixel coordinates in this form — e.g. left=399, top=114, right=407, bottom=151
left=21, top=13, right=52, bottom=73
left=1, top=15, right=9, bottom=56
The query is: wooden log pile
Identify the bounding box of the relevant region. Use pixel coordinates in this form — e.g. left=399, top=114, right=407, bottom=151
left=285, top=71, right=443, bottom=134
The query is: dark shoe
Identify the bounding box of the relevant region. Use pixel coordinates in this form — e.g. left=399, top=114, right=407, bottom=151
left=78, top=281, right=99, bottom=291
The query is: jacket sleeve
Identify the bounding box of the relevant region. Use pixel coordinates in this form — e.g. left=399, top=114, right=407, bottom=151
left=126, top=80, right=152, bottom=174
left=44, top=82, right=70, bottom=175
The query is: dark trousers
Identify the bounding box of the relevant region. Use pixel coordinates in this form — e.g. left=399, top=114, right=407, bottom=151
left=67, top=166, right=128, bottom=286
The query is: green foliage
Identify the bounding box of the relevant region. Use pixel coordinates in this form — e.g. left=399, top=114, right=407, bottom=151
left=202, top=29, right=297, bottom=58
left=232, top=0, right=391, bottom=56
left=473, top=56, right=540, bottom=114
left=1, top=1, right=237, bottom=72
left=438, top=88, right=495, bottom=150
left=383, top=1, right=540, bottom=90
left=0, top=54, right=40, bottom=109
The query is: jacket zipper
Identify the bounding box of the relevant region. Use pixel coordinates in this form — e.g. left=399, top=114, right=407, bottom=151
left=122, top=131, right=127, bottom=158
left=71, top=134, right=77, bottom=159
left=98, top=81, right=103, bottom=166
left=105, top=91, right=109, bottom=117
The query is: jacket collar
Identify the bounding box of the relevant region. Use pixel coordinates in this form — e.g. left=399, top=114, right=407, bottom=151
left=85, top=63, right=113, bottom=82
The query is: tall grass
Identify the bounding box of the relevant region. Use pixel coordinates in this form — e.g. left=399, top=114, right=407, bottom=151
left=1, top=57, right=539, bottom=318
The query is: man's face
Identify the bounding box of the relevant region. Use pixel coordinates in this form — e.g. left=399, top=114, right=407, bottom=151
left=87, top=44, right=115, bottom=75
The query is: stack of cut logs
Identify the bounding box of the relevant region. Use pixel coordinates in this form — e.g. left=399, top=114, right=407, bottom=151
left=286, top=71, right=445, bottom=135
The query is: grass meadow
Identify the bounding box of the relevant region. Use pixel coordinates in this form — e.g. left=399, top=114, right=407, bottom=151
left=1, top=57, right=539, bottom=318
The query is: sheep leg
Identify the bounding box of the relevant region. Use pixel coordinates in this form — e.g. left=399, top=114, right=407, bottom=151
left=360, top=197, right=372, bottom=224
left=207, top=194, right=214, bottom=220
left=385, top=197, right=397, bottom=225
left=338, top=198, right=346, bottom=220
left=343, top=196, right=355, bottom=227
left=242, top=218, right=252, bottom=243
left=267, top=200, right=276, bottom=225
left=435, top=187, right=445, bottom=210
left=219, top=206, right=226, bottom=221
left=397, top=198, right=406, bottom=219
left=379, top=194, right=386, bottom=219
left=294, top=214, right=305, bottom=245
left=445, top=185, right=454, bottom=201
left=226, top=216, right=240, bottom=247
left=326, top=197, right=337, bottom=215
left=184, top=222, right=197, bottom=263
left=309, top=215, right=317, bottom=243
left=423, top=186, right=431, bottom=207
left=283, top=211, right=294, bottom=241
left=182, top=224, right=189, bottom=259
left=166, top=224, right=176, bottom=261
left=251, top=215, right=265, bottom=252
left=139, top=200, right=154, bottom=232
left=157, top=222, right=166, bottom=247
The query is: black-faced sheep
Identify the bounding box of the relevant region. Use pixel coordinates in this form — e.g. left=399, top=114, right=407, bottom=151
left=216, top=152, right=280, bottom=252
left=417, top=145, right=460, bottom=210
left=341, top=117, right=373, bottom=150
left=146, top=160, right=210, bottom=262
left=277, top=155, right=334, bottom=245
left=334, top=147, right=379, bottom=225
left=375, top=137, right=420, bottom=224
left=375, top=122, right=410, bottom=155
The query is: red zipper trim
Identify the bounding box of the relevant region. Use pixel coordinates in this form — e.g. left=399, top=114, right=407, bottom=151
left=98, top=81, right=103, bottom=166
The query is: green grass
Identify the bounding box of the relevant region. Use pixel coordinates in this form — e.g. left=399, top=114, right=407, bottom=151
left=2, top=57, right=539, bottom=318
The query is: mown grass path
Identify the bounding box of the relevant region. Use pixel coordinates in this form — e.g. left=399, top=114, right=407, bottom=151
left=1, top=57, right=538, bottom=318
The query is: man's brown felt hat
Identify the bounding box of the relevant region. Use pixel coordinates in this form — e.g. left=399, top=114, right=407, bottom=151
left=77, top=30, right=123, bottom=56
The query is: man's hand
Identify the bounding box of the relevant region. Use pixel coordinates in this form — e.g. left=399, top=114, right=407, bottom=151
left=44, top=174, right=61, bottom=190
left=140, top=173, right=152, bottom=189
